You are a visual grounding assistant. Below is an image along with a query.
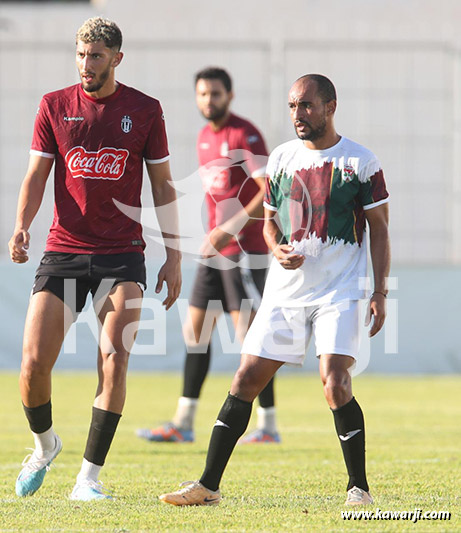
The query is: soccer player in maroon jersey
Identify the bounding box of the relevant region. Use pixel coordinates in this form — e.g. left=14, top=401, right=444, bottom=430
left=159, top=74, right=390, bottom=507
left=8, top=17, right=181, bottom=501
left=137, top=67, right=280, bottom=444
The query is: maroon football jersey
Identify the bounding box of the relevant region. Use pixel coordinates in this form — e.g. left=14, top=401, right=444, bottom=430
left=31, top=83, right=169, bottom=254
left=197, top=113, right=268, bottom=256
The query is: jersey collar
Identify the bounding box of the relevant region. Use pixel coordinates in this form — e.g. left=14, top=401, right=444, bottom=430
left=79, top=82, right=124, bottom=104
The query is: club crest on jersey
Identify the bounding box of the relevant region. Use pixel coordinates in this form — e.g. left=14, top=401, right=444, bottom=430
left=121, top=115, right=132, bottom=134
left=65, top=146, right=129, bottom=180
left=342, top=164, right=355, bottom=183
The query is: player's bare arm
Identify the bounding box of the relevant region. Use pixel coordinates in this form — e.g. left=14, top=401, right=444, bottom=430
left=263, top=208, right=304, bottom=270
left=365, top=202, right=390, bottom=337
left=201, top=176, right=266, bottom=257
left=8, top=155, right=54, bottom=264
left=146, top=160, right=182, bottom=310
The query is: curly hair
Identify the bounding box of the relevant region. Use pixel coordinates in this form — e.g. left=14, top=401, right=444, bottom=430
left=76, top=17, right=122, bottom=51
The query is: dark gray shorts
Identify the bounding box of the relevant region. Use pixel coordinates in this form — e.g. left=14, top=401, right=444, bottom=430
left=189, top=254, right=267, bottom=313
left=33, top=252, right=146, bottom=313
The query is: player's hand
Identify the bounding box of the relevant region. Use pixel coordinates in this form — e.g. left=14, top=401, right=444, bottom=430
left=155, top=254, right=182, bottom=310
left=8, top=229, right=30, bottom=264
left=200, top=228, right=233, bottom=258
left=272, top=244, right=305, bottom=270
left=365, top=292, right=387, bottom=337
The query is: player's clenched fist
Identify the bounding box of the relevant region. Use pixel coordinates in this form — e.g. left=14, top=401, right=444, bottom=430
left=8, top=229, right=30, bottom=263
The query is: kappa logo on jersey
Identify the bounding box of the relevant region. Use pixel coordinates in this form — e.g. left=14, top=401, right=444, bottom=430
left=65, top=146, right=129, bottom=180
left=247, top=135, right=260, bottom=144
left=121, top=115, right=132, bottom=133
left=64, top=116, right=84, bottom=122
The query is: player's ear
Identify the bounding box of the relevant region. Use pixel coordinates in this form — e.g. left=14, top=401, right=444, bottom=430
left=228, top=91, right=234, bottom=103
left=112, top=51, right=123, bottom=68
left=326, top=99, right=336, bottom=116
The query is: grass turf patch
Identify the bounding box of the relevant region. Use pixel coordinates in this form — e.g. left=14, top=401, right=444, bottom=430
left=0, top=372, right=459, bottom=532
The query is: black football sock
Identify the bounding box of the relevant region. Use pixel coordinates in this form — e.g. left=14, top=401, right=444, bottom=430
left=182, top=345, right=211, bottom=399
left=332, top=396, right=369, bottom=492
left=200, top=393, right=252, bottom=491
left=23, top=400, right=52, bottom=433
left=257, top=376, right=275, bottom=408
left=83, top=407, right=121, bottom=466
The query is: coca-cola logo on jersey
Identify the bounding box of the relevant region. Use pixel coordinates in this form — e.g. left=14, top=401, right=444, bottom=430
left=65, top=146, right=129, bottom=180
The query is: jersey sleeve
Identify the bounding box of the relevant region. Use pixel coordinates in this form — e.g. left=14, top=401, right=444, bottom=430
left=144, top=102, right=170, bottom=164
left=30, top=96, right=57, bottom=158
left=358, top=157, right=389, bottom=210
left=239, top=123, right=269, bottom=178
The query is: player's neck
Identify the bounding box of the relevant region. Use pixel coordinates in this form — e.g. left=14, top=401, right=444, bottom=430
left=303, top=131, right=341, bottom=151
left=209, top=110, right=231, bottom=132
left=83, top=79, right=119, bottom=100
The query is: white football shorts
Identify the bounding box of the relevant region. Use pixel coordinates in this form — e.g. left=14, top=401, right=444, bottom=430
left=241, top=299, right=360, bottom=366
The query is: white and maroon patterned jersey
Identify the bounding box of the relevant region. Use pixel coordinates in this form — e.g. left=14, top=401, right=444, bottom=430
left=197, top=113, right=268, bottom=256
left=262, top=137, right=389, bottom=306
left=31, top=83, right=169, bottom=254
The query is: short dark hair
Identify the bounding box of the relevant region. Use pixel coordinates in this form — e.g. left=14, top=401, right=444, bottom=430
left=296, top=74, right=337, bottom=103
left=195, top=67, right=232, bottom=92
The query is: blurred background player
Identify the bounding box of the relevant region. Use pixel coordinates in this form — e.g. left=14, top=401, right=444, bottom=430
left=137, top=67, right=280, bottom=444
left=159, top=74, right=390, bottom=507
left=9, top=17, right=181, bottom=501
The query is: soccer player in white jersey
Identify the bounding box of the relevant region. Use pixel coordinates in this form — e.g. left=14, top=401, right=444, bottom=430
left=159, top=74, right=390, bottom=507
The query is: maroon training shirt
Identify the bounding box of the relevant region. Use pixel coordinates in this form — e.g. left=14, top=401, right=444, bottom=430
left=31, top=83, right=169, bottom=254
left=197, top=113, right=269, bottom=256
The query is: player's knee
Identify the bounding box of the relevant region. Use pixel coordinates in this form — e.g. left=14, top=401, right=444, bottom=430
left=322, top=372, right=351, bottom=405
left=104, top=348, right=130, bottom=364
left=182, top=322, right=195, bottom=345
left=101, top=350, right=130, bottom=380
left=183, top=319, right=213, bottom=351
left=20, top=356, right=51, bottom=381
left=231, top=365, right=262, bottom=401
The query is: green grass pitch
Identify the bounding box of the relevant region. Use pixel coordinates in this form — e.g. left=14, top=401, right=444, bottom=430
left=0, top=372, right=459, bottom=532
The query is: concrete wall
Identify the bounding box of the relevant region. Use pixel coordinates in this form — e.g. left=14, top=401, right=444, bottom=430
left=1, top=0, right=461, bottom=264
left=0, top=0, right=460, bottom=373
